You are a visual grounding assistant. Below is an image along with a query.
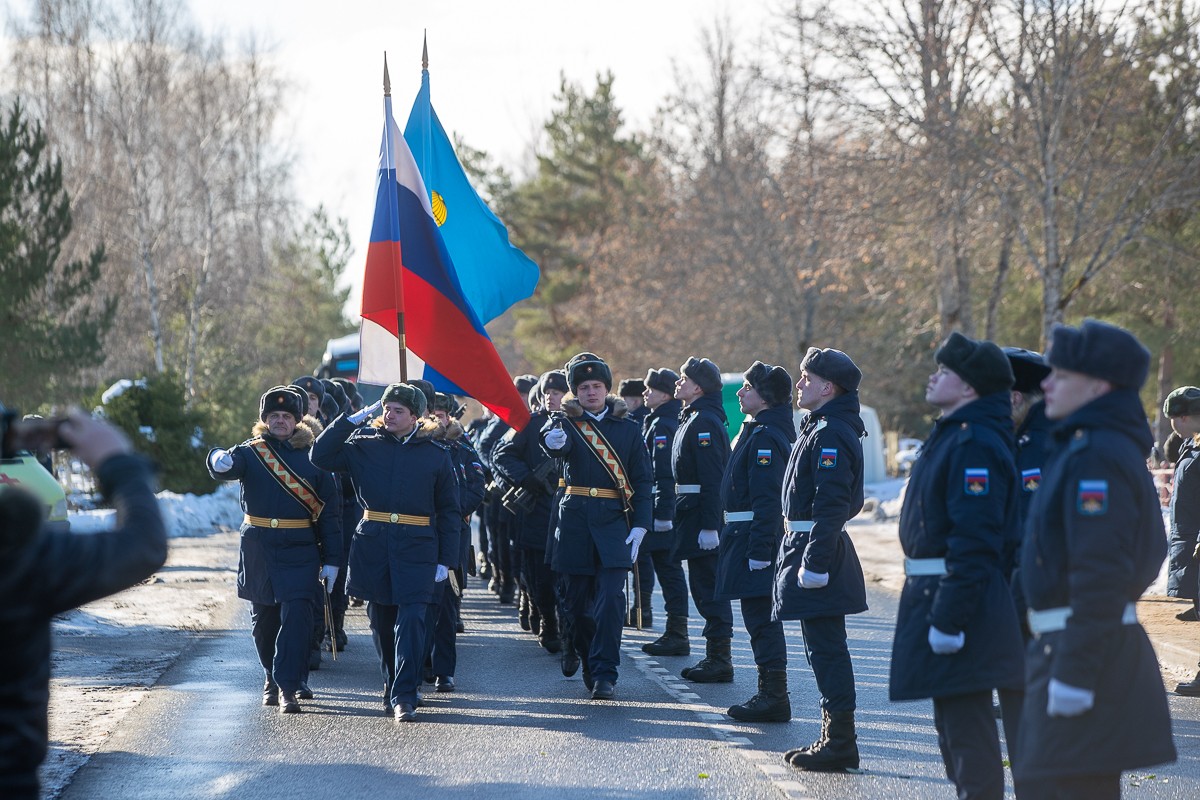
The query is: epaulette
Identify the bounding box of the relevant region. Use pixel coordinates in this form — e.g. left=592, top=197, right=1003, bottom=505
left=955, top=421, right=975, bottom=444
left=1067, top=428, right=1091, bottom=454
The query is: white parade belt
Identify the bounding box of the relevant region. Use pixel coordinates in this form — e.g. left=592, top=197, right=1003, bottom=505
left=1027, top=602, right=1137, bottom=636
left=675, top=484, right=701, bottom=494
left=785, top=520, right=815, bottom=533
left=724, top=511, right=754, bottom=523
left=904, top=557, right=947, bottom=577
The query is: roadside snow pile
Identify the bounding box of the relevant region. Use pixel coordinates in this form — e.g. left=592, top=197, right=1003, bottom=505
left=69, top=482, right=240, bottom=538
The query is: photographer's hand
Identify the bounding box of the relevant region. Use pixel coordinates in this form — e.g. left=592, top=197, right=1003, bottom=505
left=58, top=409, right=131, bottom=469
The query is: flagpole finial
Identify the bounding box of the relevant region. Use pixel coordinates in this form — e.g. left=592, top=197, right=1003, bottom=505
left=383, top=52, right=391, bottom=97
left=422, top=30, right=428, bottom=71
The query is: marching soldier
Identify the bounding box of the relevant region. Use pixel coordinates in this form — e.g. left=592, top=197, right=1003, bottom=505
left=207, top=386, right=342, bottom=714
left=1015, top=320, right=1176, bottom=797
left=714, top=362, right=796, bottom=723
left=310, top=382, right=459, bottom=722
left=889, top=333, right=1024, bottom=799
left=542, top=352, right=652, bottom=700
left=672, top=357, right=735, bottom=682
left=774, top=349, right=869, bottom=769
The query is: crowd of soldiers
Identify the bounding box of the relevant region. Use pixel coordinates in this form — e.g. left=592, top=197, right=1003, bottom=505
left=205, top=317, right=1185, bottom=800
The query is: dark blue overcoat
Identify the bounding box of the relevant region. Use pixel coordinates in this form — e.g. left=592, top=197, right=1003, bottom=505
left=642, top=398, right=681, bottom=553
left=1167, top=436, right=1200, bottom=601
left=493, top=409, right=558, bottom=551
left=671, top=392, right=730, bottom=561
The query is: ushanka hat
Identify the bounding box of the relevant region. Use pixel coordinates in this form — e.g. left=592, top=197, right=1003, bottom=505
left=410, top=379, right=437, bottom=412
left=800, top=347, right=862, bottom=393
left=680, top=356, right=722, bottom=395
left=1164, top=386, right=1200, bottom=418
left=565, top=353, right=613, bottom=393
left=935, top=332, right=1014, bottom=396
left=433, top=392, right=465, bottom=418
left=515, top=374, right=540, bottom=397
left=382, top=382, right=428, bottom=418
left=539, top=370, right=569, bottom=396
left=1047, top=319, right=1151, bottom=390
left=291, top=375, right=325, bottom=403
left=644, top=367, right=679, bottom=396
left=744, top=361, right=793, bottom=407
left=321, top=379, right=349, bottom=415
left=619, top=378, right=646, bottom=398
left=260, top=385, right=306, bottom=422
left=1003, top=347, right=1051, bottom=394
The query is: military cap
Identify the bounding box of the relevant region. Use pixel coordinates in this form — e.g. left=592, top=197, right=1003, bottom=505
left=680, top=356, right=722, bottom=395
left=292, top=376, right=325, bottom=403
left=515, top=374, right=540, bottom=397
left=1164, top=386, right=1200, bottom=418
left=936, top=333, right=1014, bottom=396
left=1003, top=347, right=1051, bottom=394
left=644, top=368, right=680, bottom=396
left=539, top=370, right=569, bottom=396
left=382, top=382, right=428, bottom=418
left=565, top=353, right=613, bottom=393
left=618, top=378, right=646, bottom=398
left=260, top=385, right=306, bottom=422
left=744, top=361, right=793, bottom=407
left=410, top=379, right=437, bottom=411
left=800, top=347, right=863, bottom=393
left=1047, top=319, right=1150, bottom=390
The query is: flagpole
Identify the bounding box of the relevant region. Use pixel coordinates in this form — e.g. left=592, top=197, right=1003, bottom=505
left=382, top=53, right=408, bottom=382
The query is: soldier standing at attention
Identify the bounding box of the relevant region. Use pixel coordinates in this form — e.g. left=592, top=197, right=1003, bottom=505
left=889, top=334, right=1024, bottom=800
left=774, top=349, right=869, bottom=769
left=715, top=362, right=796, bottom=723
left=208, top=386, right=342, bottom=714
left=1015, top=320, right=1176, bottom=798
left=311, top=382, right=458, bottom=722
left=672, top=357, right=735, bottom=683
left=542, top=352, right=652, bottom=700
left=620, top=378, right=649, bottom=427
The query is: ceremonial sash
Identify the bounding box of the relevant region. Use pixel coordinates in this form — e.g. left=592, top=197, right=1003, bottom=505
left=248, top=438, right=325, bottom=521
left=573, top=418, right=634, bottom=513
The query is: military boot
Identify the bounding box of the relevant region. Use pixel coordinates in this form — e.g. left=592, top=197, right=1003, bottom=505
left=499, top=577, right=516, bottom=605
left=785, top=709, right=859, bottom=771
left=728, top=668, right=791, bottom=722
left=642, top=614, right=690, bottom=656
left=538, top=609, right=562, bottom=654
left=680, top=637, right=734, bottom=683
left=530, top=604, right=541, bottom=636
left=625, top=594, right=654, bottom=629
left=262, top=678, right=279, bottom=707
left=1176, top=670, right=1200, bottom=696
left=518, top=590, right=532, bottom=631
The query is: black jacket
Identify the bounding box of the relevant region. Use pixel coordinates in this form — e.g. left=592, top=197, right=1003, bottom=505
left=493, top=409, right=559, bottom=551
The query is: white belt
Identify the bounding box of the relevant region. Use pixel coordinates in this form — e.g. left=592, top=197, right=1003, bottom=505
left=904, top=557, right=947, bottom=576
left=724, top=511, right=754, bottom=523
left=785, top=520, right=815, bottom=533
left=1027, top=602, right=1137, bottom=636
left=676, top=484, right=701, bottom=494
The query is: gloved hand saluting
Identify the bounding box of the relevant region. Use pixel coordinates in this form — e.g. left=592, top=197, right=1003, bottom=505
left=208, top=448, right=234, bottom=473
left=319, top=565, right=338, bottom=593
left=697, top=529, right=719, bottom=550
left=349, top=400, right=383, bottom=425
left=544, top=427, right=568, bottom=450
left=625, top=527, right=647, bottom=561
left=435, top=564, right=449, bottom=583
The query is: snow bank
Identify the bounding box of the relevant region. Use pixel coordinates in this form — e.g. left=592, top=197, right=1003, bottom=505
left=69, top=482, right=241, bottom=538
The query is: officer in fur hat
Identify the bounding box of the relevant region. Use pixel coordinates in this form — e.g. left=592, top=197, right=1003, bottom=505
left=542, top=353, right=652, bottom=700
left=1163, top=386, right=1200, bottom=630
left=619, top=378, right=648, bottom=426
left=1015, top=320, right=1176, bottom=796
left=311, top=382, right=459, bottom=722
left=714, top=362, right=796, bottom=724
left=292, top=376, right=326, bottom=420
left=889, top=333, right=1024, bottom=799
left=208, top=386, right=342, bottom=714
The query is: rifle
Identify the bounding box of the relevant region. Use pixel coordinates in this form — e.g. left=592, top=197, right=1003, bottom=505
left=501, top=457, right=560, bottom=515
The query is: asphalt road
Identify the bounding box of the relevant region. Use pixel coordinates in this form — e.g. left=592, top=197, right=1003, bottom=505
left=60, top=576, right=1200, bottom=799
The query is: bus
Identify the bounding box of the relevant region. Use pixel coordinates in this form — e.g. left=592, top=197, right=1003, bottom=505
left=315, top=333, right=384, bottom=404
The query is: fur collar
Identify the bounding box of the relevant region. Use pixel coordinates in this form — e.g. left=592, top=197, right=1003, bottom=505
left=368, top=416, right=442, bottom=441
left=251, top=415, right=320, bottom=450
left=562, top=395, right=628, bottom=419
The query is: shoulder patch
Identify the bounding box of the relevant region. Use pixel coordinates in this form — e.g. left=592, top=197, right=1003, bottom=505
left=964, top=468, right=989, bottom=496
left=757, top=449, right=772, bottom=466
left=654, top=435, right=668, bottom=450
left=818, top=448, right=838, bottom=469
left=698, top=431, right=712, bottom=447
left=1077, top=480, right=1108, bottom=515
left=1021, top=468, right=1041, bottom=492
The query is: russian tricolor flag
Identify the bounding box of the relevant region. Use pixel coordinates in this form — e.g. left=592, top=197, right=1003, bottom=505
left=358, top=82, right=531, bottom=430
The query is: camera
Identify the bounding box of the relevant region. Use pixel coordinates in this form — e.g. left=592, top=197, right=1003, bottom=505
left=1, top=408, right=70, bottom=459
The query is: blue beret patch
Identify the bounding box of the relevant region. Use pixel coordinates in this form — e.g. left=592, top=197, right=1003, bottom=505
left=1021, top=468, right=1041, bottom=492
left=819, top=448, right=838, bottom=469
left=1078, top=480, right=1108, bottom=515
left=964, top=468, right=989, bottom=496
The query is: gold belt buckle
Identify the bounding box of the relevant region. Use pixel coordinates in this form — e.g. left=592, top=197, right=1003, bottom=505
left=389, top=513, right=399, bottom=523
left=270, top=518, right=280, bottom=528
left=589, top=487, right=598, bottom=497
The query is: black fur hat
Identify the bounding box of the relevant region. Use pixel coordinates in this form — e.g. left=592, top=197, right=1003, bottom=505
left=321, top=379, right=349, bottom=415
left=618, top=378, right=646, bottom=398
left=330, top=377, right=362, bottom=412
left=433, top=392, right=465, bottom=418
left=1164, top=386, right=1200, bottom=418
left=1003, top=347, right=1051, bottom=394
left=936, top=333, right=1014, bottom=396
left=539, top=370, right=569, bottom=396
left=644, top=367, right=679, bottom=396
left=1048, top=319, right=1150, bottom=390
left=800, top=347, right=862, bottom=393
left=410, top=379, right=437, bottom=412
left=744, top=361, right=793, bottom=407
left=514, top=373, right=539, bottom=397
left=260, top=385, right=306, bottom=422
left=565, top=353, right=612, bottom=393
left=382, top=382, right=427, bottom=417
left=292, top=376, right=325, bottom=404
left=680, top=356, right=722, bottom=395
left=320, top=393, right=339, bottom=420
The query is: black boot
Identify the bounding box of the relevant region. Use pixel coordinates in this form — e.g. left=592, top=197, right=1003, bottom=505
left=518, top=590, right=531, bottom=631
left=538, top=609, right=562, bottom=654
left=499, top=577, right=516, bottom=605
left=1176, top=670, right=1200, bottom=696
left=625, top=594, right=654, bottom=628
left=560, top=633, right=580, bottom=677
left=681, top=637, right=734, bottom=683
left=530, top=604, right=541, bottom=636
left=262, top=678, right=279, bottom=707
left=785, top=709, right=860, bottom=771
left=728, top=668, right=791, bottom=722
left=642, top=614, right=690, bottom=656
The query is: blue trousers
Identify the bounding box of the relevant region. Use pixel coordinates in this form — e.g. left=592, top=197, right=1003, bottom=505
left=685, top=553, right=733, bottom=639
left=636, top=547, right=689, bottom=617
left=423, top=581, right=459, bottom=677
left=933, top=690, right=1004, bottom=800
left=800, top=615, right=855, bottom=711
left=563, top=567, right=627, bottom=683
left=250, top=599, right=311, bottom=693
left=367, top=601, right=429, bottom=708
left=740, top=595, right=787, bottom=671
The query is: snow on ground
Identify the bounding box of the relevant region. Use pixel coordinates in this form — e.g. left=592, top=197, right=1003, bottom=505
left=69, top=481, right=242, bottom=537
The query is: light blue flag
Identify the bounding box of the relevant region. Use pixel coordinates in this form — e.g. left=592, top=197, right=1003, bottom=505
left=403, top=69, right=540, bottom=325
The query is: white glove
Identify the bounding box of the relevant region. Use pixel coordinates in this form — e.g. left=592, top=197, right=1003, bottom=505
left=319, top=565, right=338, bottom=593
left=435, top=564, right=449, bottom=583
left=625, top=527, right=647, bottom=561
left=349, top=399, right=383, bottom=425
left=208, top=448, right=233, bottom=473
left=748, top=559, right=772, bottom=571
left=1047, top=678, right=1095, bottom=717
left=798, top=567, right=829, bottom=588
left=544, top=427, right=568, bottom=449
left=697, top=529, right=720, bottom=550
left=653, top=519, right=673, bottom=532
left=928, top=625, right=965, bottom=655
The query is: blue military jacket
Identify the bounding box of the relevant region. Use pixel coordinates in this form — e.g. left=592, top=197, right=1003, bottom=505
left=445, top=424, right=486, bottom=570
left=1015, top=389, right=1175, bottom=780
left=541, top=397, right=653, bottom=575
left=714, top=404, right=795, bottom=601
left=773, top=393, right=868, bottom=621
left=310, top=415, right=459, bottom=605
left=889, top=392, right=1024, bottom=701
left=1167, top=436, right=1200, bottom=600
left=494, top=409, right=559, bottom=551
left=642, top=398, right=681, bottom=552
left=671, top=392, right=730, bottom=561
left=208, top=420, right=341, bottom=605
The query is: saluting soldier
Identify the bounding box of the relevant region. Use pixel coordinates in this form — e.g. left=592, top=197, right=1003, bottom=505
left=542, top=352, right=652, bottom=700
left=672, top=357, right=735, bottom=682
left=714, top=362, right=796, bottom=724
left=310, top=382, right=459, bottom=723
left=207, top=386, right=342, bottom=714
left=773, top=349, right=869, bottom=769
left=1015, top=320, right=1176, bottom=798
left=889, top=334, right=1024, bottom=800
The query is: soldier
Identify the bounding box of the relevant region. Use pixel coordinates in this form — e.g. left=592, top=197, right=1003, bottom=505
left=672, top=357, right=735, bottom=682
left=1164, top=386, right=1200, bottom=629
left=774, top=349, right=869, bottom=768
left=619, top=378, right=649, bottom=427
left=889, top=334, right=1024, bottom=800
left=1015, top=320, right=1176, bottom=797
left=207, top=386, right=342, bottom=714
left=639, top=368, right=689, bottom=653
left=714, top=362, right=796, bottom=724
left=292, top=376, right=326, bottom=421
left=310, top=382, right=459, bottom=722
left=542, top=352, right=652, bottom=700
